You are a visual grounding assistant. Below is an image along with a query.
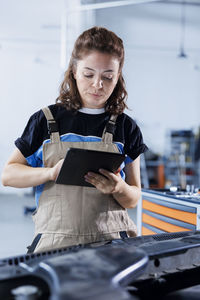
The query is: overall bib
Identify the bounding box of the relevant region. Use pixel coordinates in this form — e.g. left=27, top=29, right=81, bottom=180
left=29, top=107, right=137, bottom=253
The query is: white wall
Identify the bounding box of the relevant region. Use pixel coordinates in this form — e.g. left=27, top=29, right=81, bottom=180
left=96, top=2, right=200, bottom=154
left=0, top=0, right=95, bottom=193
left=0, top=41, right=62, bottom=194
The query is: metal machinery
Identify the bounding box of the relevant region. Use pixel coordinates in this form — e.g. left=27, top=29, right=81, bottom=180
left=165, top=130, right=196, bottom=189
left=1, top=231, right=200, bottom=299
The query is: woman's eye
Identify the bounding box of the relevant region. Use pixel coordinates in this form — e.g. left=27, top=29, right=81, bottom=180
left=103, top=76, right=112, bottom=81
left=83, top=73, right=113, bottom=80
left=84, top=74, right=93, bottom=78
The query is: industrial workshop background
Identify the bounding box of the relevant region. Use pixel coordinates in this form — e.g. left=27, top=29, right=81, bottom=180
left=0, top=0, right=200, bottom=257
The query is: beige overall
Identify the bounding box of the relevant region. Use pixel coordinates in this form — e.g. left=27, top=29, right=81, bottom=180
left=30, top=107, right=137, bottom=253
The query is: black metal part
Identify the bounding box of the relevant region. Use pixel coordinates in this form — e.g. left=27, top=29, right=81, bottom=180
left=1, top=231, right=200, bottom=299
left=105, top=121, right=116, bottom=135
left=47, top=120, right=59, bottom=134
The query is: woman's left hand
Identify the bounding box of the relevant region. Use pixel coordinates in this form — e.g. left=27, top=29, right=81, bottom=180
left=84, top=168, right=123, bottom=194
left=84, top=157, right=141, bottom=209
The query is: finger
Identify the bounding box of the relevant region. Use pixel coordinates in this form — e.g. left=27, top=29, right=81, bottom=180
left=53, top=159, right=65, bottom=181
left=85, top=172, right=103, bottom=183
left=85, top=172, right=107, bottom=188
left=84, top=172, right=99, bottom=185
left=115, top=167, right=121, bottom=174
left=99, top=168, right=118, bottom=181
left=58, top=158, right=64, bottom=167
left=84, top=176, right=96, bottom=187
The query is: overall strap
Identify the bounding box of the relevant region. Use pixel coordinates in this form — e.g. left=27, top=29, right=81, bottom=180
left=102, top=114, right=118, bottom=143
left=42, top=107, right=60, bottom=143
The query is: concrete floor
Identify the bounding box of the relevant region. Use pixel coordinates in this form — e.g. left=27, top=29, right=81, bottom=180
left=0, top=193, right=137, bottom=259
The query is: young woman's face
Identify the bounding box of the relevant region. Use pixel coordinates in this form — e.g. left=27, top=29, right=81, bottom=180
left=74, top=51, right=120, bottom=109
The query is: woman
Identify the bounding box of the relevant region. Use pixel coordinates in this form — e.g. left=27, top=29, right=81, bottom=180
left=2, top=26, right=148, bottom=253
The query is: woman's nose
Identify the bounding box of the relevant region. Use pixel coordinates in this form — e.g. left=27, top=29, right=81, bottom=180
left=92, top=77, right=103, bottom=89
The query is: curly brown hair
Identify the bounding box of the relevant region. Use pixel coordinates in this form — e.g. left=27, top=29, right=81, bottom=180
left=56, top=26, right=128, bottom=115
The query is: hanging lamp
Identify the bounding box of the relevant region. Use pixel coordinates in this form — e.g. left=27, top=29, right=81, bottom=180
left=178, top=0, right=187, bottom=58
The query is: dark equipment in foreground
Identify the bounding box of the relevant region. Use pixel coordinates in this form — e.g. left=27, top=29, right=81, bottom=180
left=1, top=231, right=200, bottom=299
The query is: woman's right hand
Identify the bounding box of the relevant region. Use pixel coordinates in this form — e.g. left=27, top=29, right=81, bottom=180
left=49, top=159, right=64, bottom=181
left=1, top=148, right=64, bottom=188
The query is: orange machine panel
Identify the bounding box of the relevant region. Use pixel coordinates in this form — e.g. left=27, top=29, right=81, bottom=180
left=143, top=199, right=196, bottom=225
left=142, top=213, right=191, bottom=233
left=142, top=226, right=156, bottom=235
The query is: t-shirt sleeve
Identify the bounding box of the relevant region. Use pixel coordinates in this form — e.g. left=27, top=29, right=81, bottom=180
left=124, top=118, right=148, bottom=162
left=15, top=110, right=47, bottom=163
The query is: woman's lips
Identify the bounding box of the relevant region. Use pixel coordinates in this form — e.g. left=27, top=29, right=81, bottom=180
left=90, top=93, right=102, bottom=97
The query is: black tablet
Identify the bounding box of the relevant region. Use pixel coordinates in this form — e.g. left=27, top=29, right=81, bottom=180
left=55, top=148, right=126, bottom=187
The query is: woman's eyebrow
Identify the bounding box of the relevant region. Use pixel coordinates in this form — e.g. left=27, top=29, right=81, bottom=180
left=84, top=67, right=94, bottom=71
left=83, top=67, right=114, bottom=72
